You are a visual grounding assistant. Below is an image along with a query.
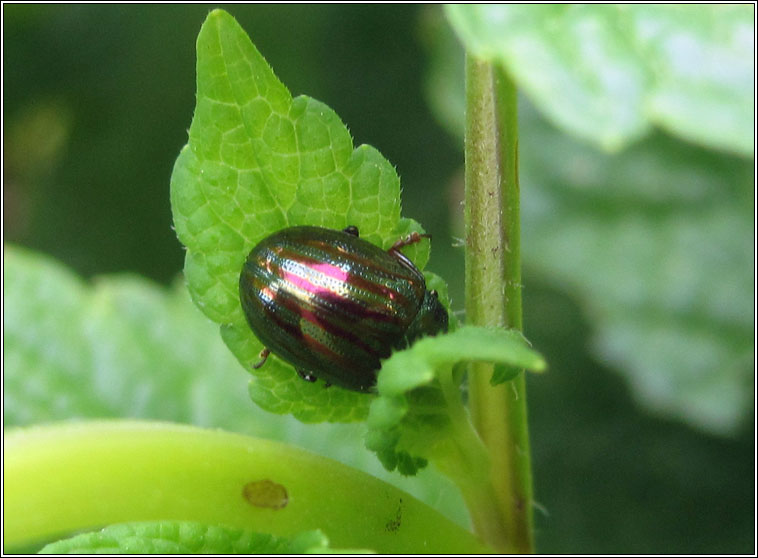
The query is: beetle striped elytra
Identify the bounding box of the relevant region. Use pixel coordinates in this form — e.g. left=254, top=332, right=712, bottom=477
left=239, top=225, right=448, bottom=392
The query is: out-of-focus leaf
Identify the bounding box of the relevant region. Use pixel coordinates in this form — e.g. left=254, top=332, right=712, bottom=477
left=39, top=523, right=342, bottom=555
left=3, top=245, right=94, bottom=423
left=2, top=245, right=253, bottom=429
left=420, top=8, right=466, bottom=141
left=519, top=104, right=753, bottom=435
left=445, top=4, right=754, bottom=156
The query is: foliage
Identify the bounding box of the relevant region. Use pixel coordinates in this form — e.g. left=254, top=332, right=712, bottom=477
left=439, top=4, right=754, bottom=435
left=169, top=9, right=544, bottom=475
left=3, top=4, right=753, bottom=554
left=40, top=523, right=342, bottom=555
left=446, top=4, right=754, bottom=156
left=4, top=9, right=542, bottom=553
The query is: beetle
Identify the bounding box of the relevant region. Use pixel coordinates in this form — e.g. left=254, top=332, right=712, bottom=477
left=239, top=225, right=448, bottom=392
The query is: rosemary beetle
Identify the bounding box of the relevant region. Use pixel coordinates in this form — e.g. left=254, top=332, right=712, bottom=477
left=239, top=225, right=448, bottom=392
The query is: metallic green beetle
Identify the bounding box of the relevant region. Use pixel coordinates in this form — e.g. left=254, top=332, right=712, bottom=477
left=239, top=225, right=448, bottom=392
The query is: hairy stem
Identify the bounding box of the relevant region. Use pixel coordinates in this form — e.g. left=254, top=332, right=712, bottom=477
left=464, top=55, right=534, bottom=553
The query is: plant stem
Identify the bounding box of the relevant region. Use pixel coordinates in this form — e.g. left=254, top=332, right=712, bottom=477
left=464, top=55, right=534, bottom=553
left=4, top=420, right=490, bottom=554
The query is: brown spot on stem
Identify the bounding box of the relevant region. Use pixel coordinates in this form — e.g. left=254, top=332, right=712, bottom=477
left=385, top=498, right=403, bottom=532
left=242, top=479, right=288, bottom=509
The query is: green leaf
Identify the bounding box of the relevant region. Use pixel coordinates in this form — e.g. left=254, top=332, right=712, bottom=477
left=519, top=104, right=753, bottom=435
left=445, top=4, right=754, bottom=156
left=39, top=522, right=344, bottom=554
left=377, top=328, right=545, bottom=396
left=170, top=8, right=432, bottom=421
left=366, top=327, right=545, bottom=475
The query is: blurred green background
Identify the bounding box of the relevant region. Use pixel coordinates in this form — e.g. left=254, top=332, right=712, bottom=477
left=3, top=5, right=753, bottom=553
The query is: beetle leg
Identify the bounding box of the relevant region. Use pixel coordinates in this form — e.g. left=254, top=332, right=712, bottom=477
left=342, top=225, right=360, bottom=237
left=253, top=348, right=271, bottom=369
left=296, top=369, right=318, bottom=383
left=389, top=231, right=431, bottom=255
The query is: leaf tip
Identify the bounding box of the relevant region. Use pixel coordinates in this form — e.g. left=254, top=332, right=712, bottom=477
left=530, top=357, right=548, bottom=374
left=206, top=7, right=232, bottom=22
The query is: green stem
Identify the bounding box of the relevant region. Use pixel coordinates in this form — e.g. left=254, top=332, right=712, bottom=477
left=464, top=56, right=534, bottom=553
left=435, top=365, right=503, bottom=552
left=3, top=420, right=490, bottom=554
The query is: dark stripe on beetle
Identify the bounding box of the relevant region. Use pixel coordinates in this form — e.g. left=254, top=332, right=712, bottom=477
left=300, top=238, right=423, bottom=285
left=300, top=329, right=379, bottom=377
left=243, top=243, right=421, bottom=357
left=278, top=238, right=422, bottom=288
left=268, top=278, right=403, bottom=354
left=276, top=266, right=411, bottom=325
left=271, top=288, right=390, bottom=359
left=249, top=262, right=408, bottom=334
left=255, top=274, right=397, bottom=358
left=269, top=248, right=420, bottom=321
left=280, top=248, right=419, bottom=312
left=260, top=294, right=385, bottom=377
left=260, top=250, right=415, bottom=325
